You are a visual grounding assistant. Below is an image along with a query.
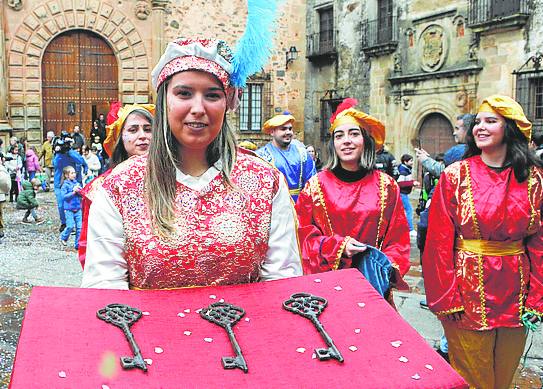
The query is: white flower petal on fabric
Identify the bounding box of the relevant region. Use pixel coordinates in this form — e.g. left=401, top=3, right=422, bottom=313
left=399, top=356, right=409, bottom=363
left=296, top=347, right=306, bottom=353
left=390, top=340, right=402, bottom=348
left=354, top=328, right=361, bottom=334
left=144, top=358, right=153, bottom=365
left=195, top=309, right=202, bottom=313
left=209, top=295, right=217, bottom=299
left=184, top=331, right=192, bottom=336
left=154, top=347, right=164, bottom=354
left=411, top=374, right=421, bottom=380
left=334, top=286, right=343, bottom=291
left=425, top=364, right=434, bottom=371
left=184, top=309, right=191, bottom=313
left=314, top=278, right=322, bottom=283
left=204, top=338, right=213, bottom=343
left=349, top=346, right=358, bottom=352
left=357, top=302, right=366, bottom=308
left=245, top=318, right=250, bottom=322
left=102, top=385, right=110, bottom=389
left=312, top=353, right=317, bottom=359
left=219, top=299, right=225, bottom=303
left=177, top=312, right=186, bottom=318
left=142, top=311, right=150, bottom=316
left=58, top=371, right=67, bottom=378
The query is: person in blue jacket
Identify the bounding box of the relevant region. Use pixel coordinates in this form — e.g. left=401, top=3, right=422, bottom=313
left=59, top=165, right=83, bottom=249
left=53, top=135, right=87, bottom=232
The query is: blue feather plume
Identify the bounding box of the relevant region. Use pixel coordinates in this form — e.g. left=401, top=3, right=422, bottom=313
left=230, top=0, right=281, bottom=88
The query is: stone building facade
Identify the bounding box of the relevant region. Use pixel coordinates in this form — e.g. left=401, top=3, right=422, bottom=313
left=0, top=0, right=306, bottom=148
left=305, top=0, right=542, bottom=162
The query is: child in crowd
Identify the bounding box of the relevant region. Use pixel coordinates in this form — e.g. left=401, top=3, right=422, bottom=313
left=16, top=178, right=44, bottom=224
left=397, top=153, right=418, bottom=237
left=60, top=165, right=82, bottom=249
left=25, top=146, right=42, bottom=180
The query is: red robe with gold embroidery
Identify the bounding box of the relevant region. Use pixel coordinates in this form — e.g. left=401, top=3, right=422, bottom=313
left=295, top=169, right=411, bottom=276
left=423, top=156, right=543, bottom=330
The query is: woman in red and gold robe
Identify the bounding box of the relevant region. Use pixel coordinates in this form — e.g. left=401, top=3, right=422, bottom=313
left=295, top=98, right=411, bottom=286
left=423, top=95, right=543, bottom=389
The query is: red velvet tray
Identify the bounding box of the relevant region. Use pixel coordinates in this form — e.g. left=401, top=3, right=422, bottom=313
left=10, top=269, right=466, bottom=388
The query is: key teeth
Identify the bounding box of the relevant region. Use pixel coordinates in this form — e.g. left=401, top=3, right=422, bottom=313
left=222, top=357, right=248, bottom=373
left=121, top=356, right=148, bottom=371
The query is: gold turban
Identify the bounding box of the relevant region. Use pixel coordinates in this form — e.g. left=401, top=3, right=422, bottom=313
left=329, top=108, right=386, bottom=149
left=103, top=104, right=155, bottom=157
left=478, top=95, right=531, bottom=140
left=262, top=114, right=295, bottom=135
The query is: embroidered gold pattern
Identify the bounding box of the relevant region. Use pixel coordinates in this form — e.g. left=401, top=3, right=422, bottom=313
left=333, top=236, right=351, bottom=270
left=315, top=176, right=334, bottom=235
left=525, top=308, right=543, bottom=318
left=527, top=167, right=536, bottom=231
left=518, top=260, right=524, bottom=321
left=436, top=306, right=465, bottom=316
left=464, top=161, right=489, bottom=329
left=375, top=172, right=388, bottom=249
left=103, top=153, right=279, bottom=289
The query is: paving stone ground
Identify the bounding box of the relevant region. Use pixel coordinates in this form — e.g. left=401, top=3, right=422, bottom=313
left=0, top=190, right=541, bottom=388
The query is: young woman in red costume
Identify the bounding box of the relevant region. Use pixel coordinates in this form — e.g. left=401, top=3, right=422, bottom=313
left=77, top=103, right=154, bottom=268
left=295, top=99, right=411, bottom=298
left=81, top=37, right=301, bottom=289
left=423, top=95, right=543, bottom=389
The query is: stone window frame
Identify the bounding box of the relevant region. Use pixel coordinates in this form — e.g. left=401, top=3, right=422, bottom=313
left=514, top=53, right=543, bottom=132
left=237, top=73, right=272, bottom=133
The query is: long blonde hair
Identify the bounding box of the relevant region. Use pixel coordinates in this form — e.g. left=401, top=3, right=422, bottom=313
left=144, top=79, right=238, bottom=238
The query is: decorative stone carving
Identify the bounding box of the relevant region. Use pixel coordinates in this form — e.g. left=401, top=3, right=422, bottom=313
left=418, top=24, right=447, bottom=73
left=135, top=0, right=151, bottom=20
left=8, top=0, right=23, bottom=11
left=393, top=54, right=401, bottom=73
left=455, top=90, right=467, bottom=108
left=401, top=96, right=411, bottom=110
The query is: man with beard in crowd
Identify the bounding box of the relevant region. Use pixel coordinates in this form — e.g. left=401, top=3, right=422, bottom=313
left=256, top=112, right=316, bottom=202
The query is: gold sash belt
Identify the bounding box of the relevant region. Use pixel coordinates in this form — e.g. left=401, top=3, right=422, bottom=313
left=455, top=238, right=525, bottom=256
left=289, top=188, right=301, bottom=195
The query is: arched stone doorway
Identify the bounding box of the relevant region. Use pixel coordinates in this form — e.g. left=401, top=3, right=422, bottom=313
left=417, top=113, right=455, bottom=157
left=41, top=30, right=118, bottom=138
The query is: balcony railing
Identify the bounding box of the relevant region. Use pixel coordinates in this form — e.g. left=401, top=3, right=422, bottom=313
left=468, top=0, right=529, bottom=32
left=362, top=15, right=398, bottom=57
left=307, top=31, right=337, bottom=62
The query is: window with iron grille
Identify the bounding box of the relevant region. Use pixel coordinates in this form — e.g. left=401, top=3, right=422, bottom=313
left=377, top=0, right=393, bottom=43
left=239, top=83, right=265, bottom=132
left=318, top=7, right=334, bottom=53
left=320, top=97, right=343, bottom=141
left=535, top=78, right=543, bottom=120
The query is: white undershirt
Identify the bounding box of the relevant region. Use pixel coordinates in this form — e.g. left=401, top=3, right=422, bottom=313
left=81, top=163, right=302, bottom=289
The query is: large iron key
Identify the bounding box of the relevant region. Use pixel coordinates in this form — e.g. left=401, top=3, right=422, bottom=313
left=283, top=293, right=344, bottom=362
left=200, top=302, right=248, bottom=373
left=97, top=303, right=148, bottom=371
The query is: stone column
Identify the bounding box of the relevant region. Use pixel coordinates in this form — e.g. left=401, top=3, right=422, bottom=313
left=151, top=0, right=169, bottom=70
left=0, top=0, right=11, bottom=130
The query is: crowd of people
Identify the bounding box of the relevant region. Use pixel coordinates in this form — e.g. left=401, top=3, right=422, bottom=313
left=0, top=33, right=542, bottom=389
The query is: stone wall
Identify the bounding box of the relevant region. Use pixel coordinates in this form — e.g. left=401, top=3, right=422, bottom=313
left=1, top=0, right=305, bottom=145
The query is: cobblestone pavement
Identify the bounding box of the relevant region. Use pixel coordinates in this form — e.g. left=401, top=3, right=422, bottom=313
left=0, top=190, right=542, bottom=388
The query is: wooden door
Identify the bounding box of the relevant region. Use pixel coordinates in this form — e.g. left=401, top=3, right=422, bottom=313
left=41, top=30, right=118, bottom=138
left=417, top=113, right=455, bottom=158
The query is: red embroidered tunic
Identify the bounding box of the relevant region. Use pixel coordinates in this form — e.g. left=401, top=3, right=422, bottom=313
left=84, top=152, right=301, bottom=289
left=295, top=169, right=411, bottom=276
left=423, top=156, right=543, bottom=330
left=78, top=170, right=111, bottom=268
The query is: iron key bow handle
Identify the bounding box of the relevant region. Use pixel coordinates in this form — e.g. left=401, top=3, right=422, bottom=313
left=283, top=293, right=344, bottom=363
left=97, top=303, right=148, bottom=372
left=200, top=302, right=249, bottom=373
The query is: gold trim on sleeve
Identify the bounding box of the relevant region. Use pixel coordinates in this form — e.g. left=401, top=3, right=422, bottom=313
left=464, top=161, right=489, bottom=329
left=333, top=236, right=351, bottom=270
left=435, top=306, right=465, bottom=316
